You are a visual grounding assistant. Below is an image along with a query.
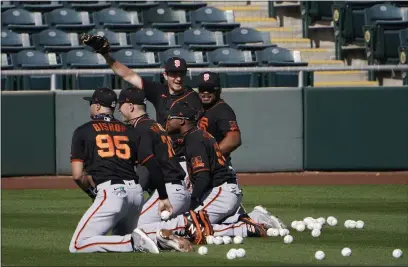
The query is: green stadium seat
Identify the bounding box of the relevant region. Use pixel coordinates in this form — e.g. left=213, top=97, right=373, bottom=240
left=2, top=8, right=48, bottom=33
left=116, top=1, right=159, bottom=11
left=1, top=1, right=15, bottom=12
left=257, top=47, right=312, bottom=87
left=20, top=1, right=64, bottom=12
left=44, top=8, right=95, bottom=32
left=160, top=48, right=209, bottom=88
left=13, top=50, right=63, bottom=90
left=33, top=29, right=83, bottom=52
left=398, top=29, right=408, bottom=85
left=87, top=29, right=132, bottom=51
left=1, top=30, right=35, bottom=53
left=142, top=6, right=191, bottom=32
left=332, top=1, right=385, bottom=60
left=1, top=53, right=16, bottom=90
left=225, top=27, right=277, bottom=51
left=112, top=49, right=161, bottom=89
left=301, top=1, right=333, bottom=38
left=64, top=1, right=111, bottom=11
left=176, top=28, right=228, bottom=51
left=208, top=48, right=260, bottom=88
left=93, top=7, right=143, bottom=31
left=190, top=6, right=240, bottom=32
left=64, top=49, right=111, bottom=90
left=130, top=28, right=181, bottom=52
left=166, top=1, right=207, bottom=11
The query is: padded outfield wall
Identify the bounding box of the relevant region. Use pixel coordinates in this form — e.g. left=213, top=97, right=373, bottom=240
left=1, top=86, right=407, bottom=176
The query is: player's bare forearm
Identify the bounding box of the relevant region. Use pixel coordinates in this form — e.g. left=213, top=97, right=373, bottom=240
left=219, top=131, right=242, bottom=154
left=102, top=53, right=143, bottom=89
left=71, top=162, right=96, bottom=199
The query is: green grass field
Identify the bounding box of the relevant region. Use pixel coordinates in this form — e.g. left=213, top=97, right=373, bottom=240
left=2, top=185, right=408, bottom=266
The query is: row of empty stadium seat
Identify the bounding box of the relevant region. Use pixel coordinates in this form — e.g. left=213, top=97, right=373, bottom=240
left=1, top=47, right=311, bottom=90
left=2, top=27, right=275, bottom=53
left=2, top=6, right=239, bottom=33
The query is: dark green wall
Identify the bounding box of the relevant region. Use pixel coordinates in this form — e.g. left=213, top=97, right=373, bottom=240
left=1, top=92, right=56, bottom=176
left=304, top=86, right=408, bottom=170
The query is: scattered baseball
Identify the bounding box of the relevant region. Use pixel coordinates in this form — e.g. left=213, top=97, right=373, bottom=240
left=304, top=217, right=314, bottom=224
left=313, top=222, right=322, bottom=230
left=198, top=246, right=208, bottom=255
left=296, top=222, right=306, bottom=232
left=392, top=249, right=403, bottom=258
left=344, top=220, right=351, bottom=228
left=233, top=236, right=243, bottom=244
left=341, top=247, right=352, bottom=257
left=307, top=223, right=315, bottom=230
left=222, top=236, right=232, bottom=244
left=315, top=250, right=325, bottom=260
left=311, top=229, right=321, bottom=237
left=206, top=235, right=214, bottom=245
left=267, top=228, right=280, bottom=237
left=213, top=236, right=224, bottom=245
left=317, top=217, right=326, bottom=225
left=160, top=210, right=171, bottom=220
left=279, top=229, right=288, bottom=236
left=283, top=235, right=294, bottom=244
left=327, top=216, right=337, bottom=226
left=226, top=249, right=237, bottom=259
left=236, top=248, right=246, bottom=258
left=291, top=221, right=298, bottom=229
left=356, top=220, right=364, bottom=229
left=348, top=220, right=356, bottom=229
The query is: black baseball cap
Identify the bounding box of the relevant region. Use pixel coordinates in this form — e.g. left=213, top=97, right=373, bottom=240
left=165, top=57, right=188, bottom=72
left=118, top=87, right=147, bottom=105
left=83, top=87, right=117, bottom=108
left=198, top=71, right=221, bottom=92
left=168, top=101, right=198, bottom=121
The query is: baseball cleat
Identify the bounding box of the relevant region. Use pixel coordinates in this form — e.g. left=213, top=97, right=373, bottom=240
left=198, top=210, right=214, bottom=237
left=131, top=228, right=160, bottom=254
left=184, top=210, right=204, bottom=245
left=254, top=205, right=287, bottom=229
left=156, top=229, right=193, bottom=252
left=239, top=214, right=267, bottom=237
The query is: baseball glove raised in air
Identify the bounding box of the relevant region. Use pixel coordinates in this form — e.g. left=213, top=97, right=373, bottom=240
left=80, top=33, right=110, bottom=54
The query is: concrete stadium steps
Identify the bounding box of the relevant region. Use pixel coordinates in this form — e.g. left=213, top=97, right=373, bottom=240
left=314, top=80, right=379, bottom=87
left=271, top=38, right=311, bottom=48
left=297, top=48, right=335, bottom=61
left=256, top=27, right=302, bottom=39
left=306, top=60, right=344, bottom=66
left=313, top=71, right=368, bottom=83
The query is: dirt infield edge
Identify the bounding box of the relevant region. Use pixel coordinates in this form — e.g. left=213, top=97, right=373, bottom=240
left=2, top=172, right=407, bottom=189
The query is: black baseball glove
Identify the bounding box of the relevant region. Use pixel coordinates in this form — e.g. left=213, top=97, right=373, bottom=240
left=80, top=33, right=110, bottom=54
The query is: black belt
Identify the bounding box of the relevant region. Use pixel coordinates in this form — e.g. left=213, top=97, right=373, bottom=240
left=214, top=179, right=237, bottom=187
left=96, top=179, right=138, bottom=186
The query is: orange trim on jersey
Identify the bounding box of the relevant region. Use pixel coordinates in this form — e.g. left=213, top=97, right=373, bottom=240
left=202, top=187, right=222, bottom=210
left=214, top=222, right=245, bottom=233
left=141, top=154, right=154, bottom=165
left=73, top=190, right=132, bottom=250
left=145, top=226, right=185, bottom=235
left=192, top=168, right=210, bottom=174
left=169, top=91, right=194, bottom=109
left=71, top=159, right=84, bottom=163
left=139, top=197, right=159, bottom=216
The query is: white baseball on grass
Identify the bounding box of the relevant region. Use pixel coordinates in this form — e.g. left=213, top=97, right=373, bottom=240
left=344, top=220, right=351, bottom=228
left=283, top=235, right=293, bottom=244
left=304, top=217, right=314, bottom=224
left=315, top=250, right=325, bottom=260
left=291, top=221, right=298, bottom=229
left=206, top=235, right=214, bottom=245
left=348, top=220, right=356, bottom=228
left=313, top=222, right=322, bottom=230
left=227, top=249, right=237, bottom=260
left=341, top=247, right=352, bottom=256
left=198, top=246, right=208, bottom=255
left=279, top=229, right=288, bottom=236
left=296, top=222, right=306, bottom=232
left=284, top=229, right=290, bottom=235
left=327, top=217, right=337, bottom=226
left=392, top=249, right=403, bottom=258
left=311, top=229, right=321, bottom=237
left=160, top=210, right=171, bottom=220
left=222, top=236, right=232, bottom=244
left=307, top=222, right=315, bottom=230
left=236, top=248, right=246, bottom=258
left=267, top=228, right=280, bottom=237
left=356, top=220, right=364, bottom=229
left=213, top=236, right=224, bottom=245
left=317, top=217, right=326, bottom=225
left=233, top=236, right=243, bottom=244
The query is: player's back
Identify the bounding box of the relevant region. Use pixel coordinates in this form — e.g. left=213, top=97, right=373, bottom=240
left=184, top=128, right=235, bottom=186
left=129, top=117, right=186, bottom=183
left=71, top=118, right=137, bottom=185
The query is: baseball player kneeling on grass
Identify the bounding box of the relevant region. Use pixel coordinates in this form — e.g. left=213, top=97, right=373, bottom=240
left=69, top=88, right=192, bottom=253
